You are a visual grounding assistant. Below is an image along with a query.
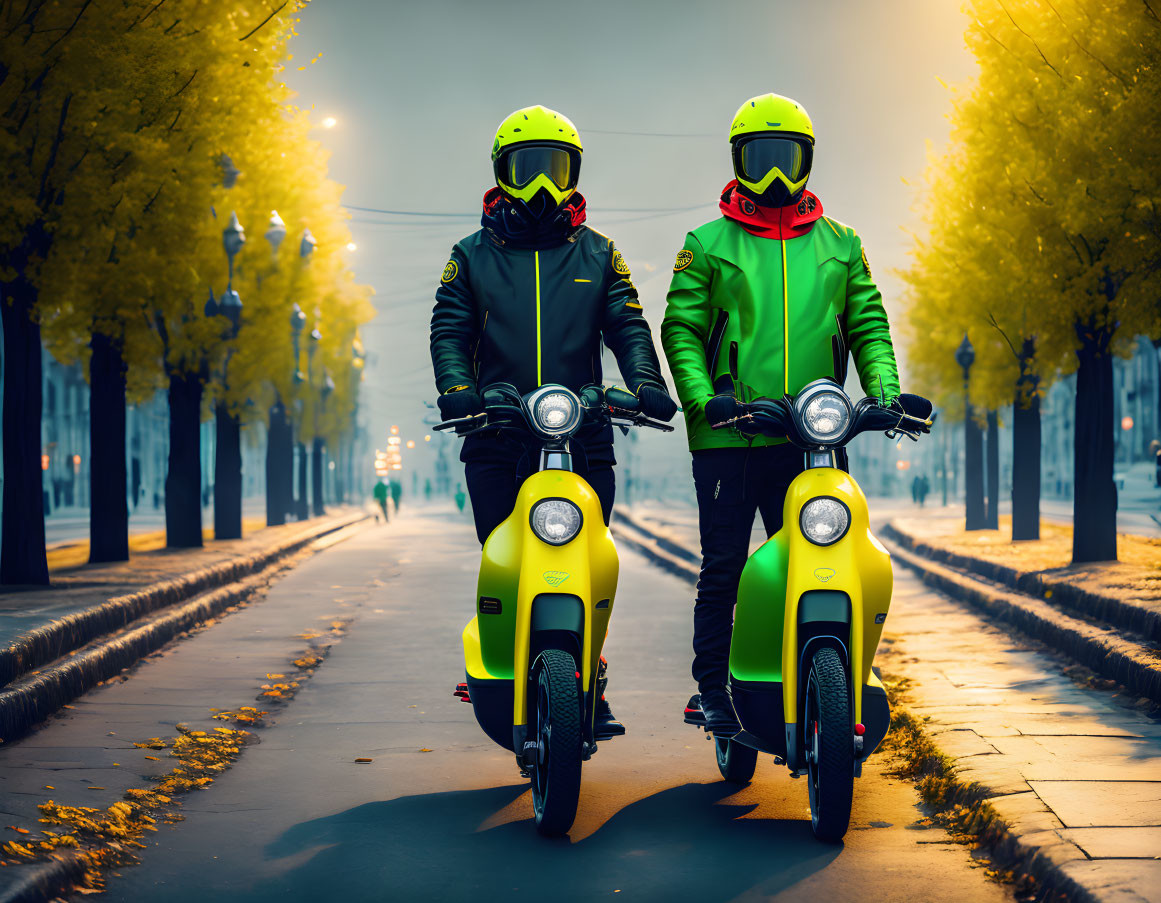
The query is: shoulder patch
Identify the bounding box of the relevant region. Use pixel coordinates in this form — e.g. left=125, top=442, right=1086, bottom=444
left=673, top=249, right=694, bottom=272
left=611, top=249, right=631, bottom=277
left=441, top=259, right=459, bottom=284
left=861, top=248, right=872, bottom=279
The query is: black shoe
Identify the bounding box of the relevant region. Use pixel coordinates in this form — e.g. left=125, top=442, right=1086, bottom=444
left=594, top=694, right=625, bottom=739
left=697, top=686, right=741, bottom=736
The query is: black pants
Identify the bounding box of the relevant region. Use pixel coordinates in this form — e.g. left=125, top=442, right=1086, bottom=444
left=463, top=433, right=616, bottom=546
left=691, top=444, right=805, bottom=691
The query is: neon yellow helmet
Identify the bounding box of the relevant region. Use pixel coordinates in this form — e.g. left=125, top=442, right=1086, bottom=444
left=729, top=93, right=815, bottom=206
left=492, top=105, right=583, bottom=213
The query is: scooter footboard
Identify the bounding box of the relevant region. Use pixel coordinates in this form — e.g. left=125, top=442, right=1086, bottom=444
left=465, top=675, right=515, bottom=752
left=730, top=678, right=787, bottom=758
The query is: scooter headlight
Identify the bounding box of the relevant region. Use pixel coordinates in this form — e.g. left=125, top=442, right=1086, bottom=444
left=530, top=389, right=582, bottom=437
left=800, top=497, right=850, bottom=546
left=799, top=391, right=851, bottom=444
left=530, top=499, right=583, bottom=545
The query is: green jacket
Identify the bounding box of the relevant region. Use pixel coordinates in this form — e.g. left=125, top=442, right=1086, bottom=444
left=661, top=191, right=900, bottom=450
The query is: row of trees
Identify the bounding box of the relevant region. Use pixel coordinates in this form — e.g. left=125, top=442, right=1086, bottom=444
left=902, top=0, right=1161, bottom=562
left=1, top=0, right=374, bottom=585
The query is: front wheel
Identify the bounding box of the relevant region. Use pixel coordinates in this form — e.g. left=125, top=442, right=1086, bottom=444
left=715, top=736, right=758, bottom=784
left=805, top=646, right=854, bottom=842
left=529, top=649, right=583, bottom=836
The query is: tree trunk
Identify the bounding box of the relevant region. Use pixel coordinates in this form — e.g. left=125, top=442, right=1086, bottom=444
left=311, top=437, right=325, bottom=516
left=964, top=389, right=986, bottom=530
left=985, top=410, right=1000, bottom=529
left=265, top=399, right=289, bottom=527
left=0, top=271, right=49, bottom=586
left=1011, top=338, right=1041, bottom=540
left=213, top=404, right=242, bottom=540
left=88, top=332, right=129, bottom=563
left=1072, top=319, right=1117, bottom=562
left=165, top=368, right=203, bottom=548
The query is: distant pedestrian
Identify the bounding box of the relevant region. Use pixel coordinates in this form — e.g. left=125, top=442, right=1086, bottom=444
left=911, top=475, right=921, bottom=505
left=424, top=478, right=432, bottom=501
left=373, top=478, right=389, bottom=522
left=454, top=482, right=466, bottom=513
left=918, top=475, right=930, bottom=507
left=390, top=479, right=402, bottom=512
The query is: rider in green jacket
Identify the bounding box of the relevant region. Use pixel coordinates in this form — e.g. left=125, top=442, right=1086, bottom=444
left=661, top=93, right=901, bottom=732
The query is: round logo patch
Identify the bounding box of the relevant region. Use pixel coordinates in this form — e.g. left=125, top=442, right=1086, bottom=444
left=441, top=259, right=459, bottom=284
left=673, top=249, right=694, bottom=272
left=611, top=250, right=631, bottom=277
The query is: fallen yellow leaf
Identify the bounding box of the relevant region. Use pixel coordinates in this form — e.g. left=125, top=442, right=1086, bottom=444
left=419, top=748, right=432, bottom=753
left=355, top=758, right=373, bottom=764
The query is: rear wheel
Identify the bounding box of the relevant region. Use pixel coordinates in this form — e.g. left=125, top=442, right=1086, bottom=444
left=715, top=736, right=758, bottom=784
left=529, top=649, right=582, bottom=837
left=805, top=646, right=854, bottom=842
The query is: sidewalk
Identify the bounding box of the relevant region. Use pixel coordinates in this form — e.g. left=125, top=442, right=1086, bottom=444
left=616, top=502, right=1161, bottom=903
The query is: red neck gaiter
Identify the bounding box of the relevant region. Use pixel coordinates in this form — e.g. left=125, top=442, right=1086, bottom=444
left=718, top=180, right=824, bottom=239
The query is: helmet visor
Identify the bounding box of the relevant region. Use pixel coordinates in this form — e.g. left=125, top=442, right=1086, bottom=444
left=504, top=145, right=576, bottom=191
left=737, top=137, right=809, bottom=184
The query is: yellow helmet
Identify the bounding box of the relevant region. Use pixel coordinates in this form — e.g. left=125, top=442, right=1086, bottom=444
left=729, top=93, right=815, bottom=206
left=492, top=105, right=583, bottom=211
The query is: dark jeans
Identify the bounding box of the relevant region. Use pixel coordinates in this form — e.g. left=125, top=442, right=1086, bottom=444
left=463, top=433, right=615, bottom=546
left=691, top=443, right=805, bottom=691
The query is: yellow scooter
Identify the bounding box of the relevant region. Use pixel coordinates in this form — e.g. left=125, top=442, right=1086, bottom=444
left=684, top=379, right=933, bottom=842
left=437, top=382, right=672, bottom=836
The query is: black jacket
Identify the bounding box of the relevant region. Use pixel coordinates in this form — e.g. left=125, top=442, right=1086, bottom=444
left=429, top=192, right=666, bottom=399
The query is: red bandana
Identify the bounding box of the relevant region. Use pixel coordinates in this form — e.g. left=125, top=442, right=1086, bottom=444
left=718, top=181, right=824, bottom=239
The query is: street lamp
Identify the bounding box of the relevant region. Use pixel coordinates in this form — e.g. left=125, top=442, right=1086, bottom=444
left=307, top=311, right=327, bottom=517
left=213, top=213, right=246, bottom=542
left=957, top=333, right=986, bottom=530
left=290, top=302, right=309, bottom=520
left=264, top=211, right=291, bottom=528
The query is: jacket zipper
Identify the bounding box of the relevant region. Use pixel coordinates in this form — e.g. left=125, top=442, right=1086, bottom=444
left=534, top=250, right=543, bottom=386
left=781, top=235, right=790, bottom=396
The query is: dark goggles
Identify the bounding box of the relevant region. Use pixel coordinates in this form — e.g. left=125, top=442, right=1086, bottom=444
left=734, top=135, right=813, bottom=184
left=498, top=144, right=580, bottom=191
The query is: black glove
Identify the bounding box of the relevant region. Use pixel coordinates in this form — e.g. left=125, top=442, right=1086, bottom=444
left=437, top=387, right=483, bottom=421
left=704, top=393, right=741, bottom=428
left=636, top=382, right=678, bottom=422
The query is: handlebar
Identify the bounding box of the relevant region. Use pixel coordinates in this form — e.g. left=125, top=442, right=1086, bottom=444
left=711, top=392, right=934, bottom=447
left=433, top=383, right=675, bottom=437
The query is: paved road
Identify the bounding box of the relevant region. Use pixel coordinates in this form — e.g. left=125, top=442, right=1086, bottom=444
left=0, top=506, right=1011, bottom=902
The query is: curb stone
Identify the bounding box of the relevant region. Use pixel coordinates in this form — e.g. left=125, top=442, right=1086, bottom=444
left=0, top=517, right=368, bottom=741
left=881, top=535, right=1161, bottom=706
left=0, top=512, right=368, bottom=688
left=883, top=520, right=1161, bottom=645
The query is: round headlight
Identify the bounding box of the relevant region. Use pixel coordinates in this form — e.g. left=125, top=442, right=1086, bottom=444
left=799, top=390, right=851, bottom=443
left=533, top=391, right=580, bottom=436
left=530, top=499, right=583, bottom=545
left=800, top=497, right=850, bottom=546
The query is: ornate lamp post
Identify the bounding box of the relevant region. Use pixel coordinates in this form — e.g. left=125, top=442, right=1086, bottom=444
left=306, top=310, right=327, bottom=516
left=263, top=211, right=291, bottom=527
left=290, top=302, right=308, bottom=520
left=213, top=213, right=245, bottom=541
left=957, top=333, right=986, bottom=530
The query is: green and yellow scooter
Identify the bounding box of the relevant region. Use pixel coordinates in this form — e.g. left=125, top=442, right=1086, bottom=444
left=438, top=382, right=672, bottom=836
left=684, top=378, right=933, bottom=841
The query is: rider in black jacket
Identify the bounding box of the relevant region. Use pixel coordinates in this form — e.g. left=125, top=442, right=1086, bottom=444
left=430, top=106, right=676, bottom=738
left=430, top=105, right=676, bottom=546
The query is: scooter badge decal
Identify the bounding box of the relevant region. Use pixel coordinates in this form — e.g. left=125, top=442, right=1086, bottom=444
left=441, top=259, right=458, bottom=283
left=543, top=570, right=570, bottom=587
left=814, top=567, right=836, bottom=583
left=673, top=249, right=694, bottom=272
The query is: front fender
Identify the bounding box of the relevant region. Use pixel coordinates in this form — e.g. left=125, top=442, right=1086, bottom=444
left=471, top=469, right=618, bottom=731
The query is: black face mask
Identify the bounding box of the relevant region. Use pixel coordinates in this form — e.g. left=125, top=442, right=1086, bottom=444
left=484, top=189, right=578, bottom=250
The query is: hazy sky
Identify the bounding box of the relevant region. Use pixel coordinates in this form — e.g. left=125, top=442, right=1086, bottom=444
left=285, top=0, right=977, bottom=481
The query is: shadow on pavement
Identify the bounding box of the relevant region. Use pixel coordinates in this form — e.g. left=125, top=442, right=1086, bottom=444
left=256, top=781, right=839, bottom=902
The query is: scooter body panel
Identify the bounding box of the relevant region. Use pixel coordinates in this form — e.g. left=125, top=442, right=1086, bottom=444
left=729, top=466, right=892, bottom=765
left=462, top=468, right=618, bottom=752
